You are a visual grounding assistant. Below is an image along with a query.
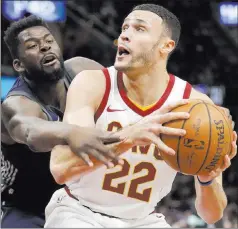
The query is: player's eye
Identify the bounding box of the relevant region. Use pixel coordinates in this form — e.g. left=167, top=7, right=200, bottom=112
left=27, top=44, right=37, bottom=49
left=46, top=39, right=53, bottom=44
left=122, top=25, right=128, bottom=32
left=136, top=27, right=145, bottom=32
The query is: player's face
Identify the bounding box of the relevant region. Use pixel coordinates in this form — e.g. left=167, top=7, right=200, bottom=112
left=16, top=26, right=64, bottom=83
left=114, top=10, right=164, bottom=72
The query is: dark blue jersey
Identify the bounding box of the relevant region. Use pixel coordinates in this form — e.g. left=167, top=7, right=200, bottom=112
left=1, top=73, right=72, bottom=214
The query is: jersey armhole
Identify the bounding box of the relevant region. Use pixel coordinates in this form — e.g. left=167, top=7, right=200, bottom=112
left=94, top=68, right=111, bottom=122
left=183, top=82, right=192, bottom=99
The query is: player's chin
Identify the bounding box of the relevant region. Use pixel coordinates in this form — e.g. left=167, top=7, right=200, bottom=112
left=43, top=61, right=62, bottom=74
left=114, top=61, right=129, bottom=71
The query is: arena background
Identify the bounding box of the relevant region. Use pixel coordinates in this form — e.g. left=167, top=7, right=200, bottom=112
left=1, top=0, right=238, bottom=228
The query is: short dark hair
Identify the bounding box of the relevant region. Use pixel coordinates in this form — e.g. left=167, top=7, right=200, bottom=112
left=4, top=15, right=49, bottom=58
left=132, top=4, right=181, bottom=47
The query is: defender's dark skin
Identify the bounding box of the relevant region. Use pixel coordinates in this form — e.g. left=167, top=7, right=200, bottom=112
left=2, top=26, right=120, bottom=160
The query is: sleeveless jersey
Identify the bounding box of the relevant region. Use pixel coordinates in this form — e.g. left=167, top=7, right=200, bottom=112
left=1, top=71, right=73, bottom=214
left=67, top=66, right=192, bottom=219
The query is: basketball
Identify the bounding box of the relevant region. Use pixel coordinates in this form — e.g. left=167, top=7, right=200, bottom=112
left=161, top=99, right=233, bottom=176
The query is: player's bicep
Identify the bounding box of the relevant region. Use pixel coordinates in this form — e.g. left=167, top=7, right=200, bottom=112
left=64, top=106, right=95, bottom=127
left=2, top=96, right=47, bottom=122
left=2, top=96, right=47, bottom=139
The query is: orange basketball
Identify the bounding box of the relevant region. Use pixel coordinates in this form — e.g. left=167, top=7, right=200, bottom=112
left=160, top=99, right=233, bottom=176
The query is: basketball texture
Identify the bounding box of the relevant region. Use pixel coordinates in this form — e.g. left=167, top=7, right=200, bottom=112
left=161, top=99, right=233, bottom=176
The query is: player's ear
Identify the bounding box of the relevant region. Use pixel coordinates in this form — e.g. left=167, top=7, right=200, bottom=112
left=13, top=59, right=25, bottom=73
left=160, top=38, right=175, bottom=56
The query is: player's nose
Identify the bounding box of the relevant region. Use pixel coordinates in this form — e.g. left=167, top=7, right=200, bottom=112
left=119, top=32, right=131, bottom=43
left=40, top=43, right=51, bottom=53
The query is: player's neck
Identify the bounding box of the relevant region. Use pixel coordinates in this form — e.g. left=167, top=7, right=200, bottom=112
left=123, top=63, right=169, bottom=107
left=26, top=78, right=67, bottom=110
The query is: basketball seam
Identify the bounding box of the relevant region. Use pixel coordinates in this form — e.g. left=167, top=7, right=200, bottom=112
left=207, top=104, right=232, bottom=156
left=176, top=101, right=203, bottom=173
left=194, top=101, right=212, bottom=175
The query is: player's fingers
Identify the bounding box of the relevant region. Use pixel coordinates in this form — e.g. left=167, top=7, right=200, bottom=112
left=78, top=152, right=94, bottom=167
left=148, top=124, right=186, bottom=137
left=100, top=135, right=122, bottom=145
left=219, top=106, right=230, bottom=117
left=100, top=147, right=124, bottom=165
left=233, top=131, right=237, bottom=142
left=146, top=133, right=175, bottom=155
left=208, top=170, right=217, bottom=178
left=87, top=149, right=114, bottom=168
left=93, top=142, right=123, bottom=165
left=156, top=112, right=190, bottom=124
left=231, top=121, right=235, bottom=130
left=229, top=136, right=237, bottom=160
left=160, top=126, right=186, bottom=136
left=221, top=155, right=231, bottom=171
left=155, top=99, right=189, bottom=114
left=228, top=115, right=234, bottom=130
left=218, top=107, right=235, bottom=130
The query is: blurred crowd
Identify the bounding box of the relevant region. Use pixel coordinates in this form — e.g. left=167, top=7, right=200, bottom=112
left=1, top=0, right=237, bottom=228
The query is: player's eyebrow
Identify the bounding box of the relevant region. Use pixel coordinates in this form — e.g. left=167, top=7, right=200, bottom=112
left=23, top=33, right=51, bottom=43
left=123, top=18, right=150, bottom=26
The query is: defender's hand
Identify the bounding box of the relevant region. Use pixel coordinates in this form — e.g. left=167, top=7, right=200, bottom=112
left=66, top=126, right=122, bottom=168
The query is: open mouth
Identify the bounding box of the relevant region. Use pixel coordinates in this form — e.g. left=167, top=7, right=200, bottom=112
left=42, top=54, right=57, bottom=66
left=118, top=46, right=130, bottom=56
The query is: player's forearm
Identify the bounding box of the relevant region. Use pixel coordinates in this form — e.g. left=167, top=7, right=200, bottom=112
left=195, top=178, right=227, bottom=224
left=9, top=116, right=74, bottom=152
left=50, top=145, right=102, bottom=184
left=50, top=126, right=135, bottom=184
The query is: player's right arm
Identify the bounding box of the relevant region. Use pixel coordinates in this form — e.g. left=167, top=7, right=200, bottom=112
left=50, top=69, right=118, bottom=184
left=1, top=96, right=119, bottom=153
left=50, top=70, right=190, bottom=184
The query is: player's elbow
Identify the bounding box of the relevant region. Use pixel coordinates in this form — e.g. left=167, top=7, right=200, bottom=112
left=50, top=145, right=73, bottom=185
left=201, top=212, right=224, bottom=225
left=196, top=203, right=226, bottom=224
left=8, top=115, right=25, bottom=138
left=8, top=116, right=45, bottom=152
left=195, top=199, right=227, bottom=225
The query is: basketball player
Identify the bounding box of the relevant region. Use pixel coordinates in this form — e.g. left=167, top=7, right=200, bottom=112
left=45, top=4, right=237, bottom=228
left=1, top=15, right=121, bottom=228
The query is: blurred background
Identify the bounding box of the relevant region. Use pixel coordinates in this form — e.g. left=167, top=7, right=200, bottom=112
left=1, top=0, right=238, bottom=228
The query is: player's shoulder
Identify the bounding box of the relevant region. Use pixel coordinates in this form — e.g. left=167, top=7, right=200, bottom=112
left=64, top=56, right=104, bottom=75
left=68, top=66, right=112, bottom=99
left=72, top=64, right=115, bottom=84
left=190, top=88, right=214, bottom=104
left=174, top=75, right=214, bottom=104
left=72, top=68, right=105, bottom=86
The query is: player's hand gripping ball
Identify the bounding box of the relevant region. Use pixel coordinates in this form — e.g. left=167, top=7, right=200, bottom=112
left=160, top=99, right=233, bottom=176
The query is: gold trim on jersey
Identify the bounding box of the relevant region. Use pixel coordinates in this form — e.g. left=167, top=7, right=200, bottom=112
left=128, top=98, right=157, bottom=111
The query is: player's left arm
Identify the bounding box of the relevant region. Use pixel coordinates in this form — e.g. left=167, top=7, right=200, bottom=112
left=190, top=88, right=237, bottom=224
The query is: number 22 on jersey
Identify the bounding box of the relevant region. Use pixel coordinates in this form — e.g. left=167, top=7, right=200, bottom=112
left=102, top=121, right=158, bottom=202
left=102, top=159, right=156, bottom=202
